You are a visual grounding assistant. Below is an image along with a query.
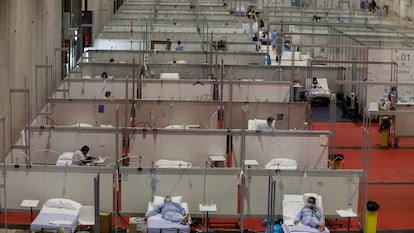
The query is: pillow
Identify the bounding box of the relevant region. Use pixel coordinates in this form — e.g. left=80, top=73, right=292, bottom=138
left=248, top=119, right=275, bottom=130
left=155, top=159, right=192, bottom=168
left=58, top=152, right=74, bottom=160
left=72, top=123, right=94, bottom=127
left=282, top=200, right=303, bottom=225
left=265, top=158, right=298, bottom=170
left=44, top=198, right=82, bottom=210
left=153, top=195, right=182, bottom=208
left=153, top=195, right=165, bottom=207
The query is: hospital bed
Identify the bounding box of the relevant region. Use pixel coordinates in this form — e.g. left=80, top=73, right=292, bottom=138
left=31, top=198, right=82, bottom=233
left=248, top=119, right=275, bottom=130
left=160, top=73, right=180, bottom=80
left=165, top=124, right=201, bottom=129
left=306, top=78, right=331, bottom=104
left=55, top=152, right=106, bottom=166
left=282, top=194, right=330, bottom=233
left=72, top=123, right=113, bottom=128
left=55, top=152, right=75, bottom=166
left=155, top=159, right=192, bottom=168
left=146, top=195, right=191, bottom=233
left=265, top=158, right=298, bottom=170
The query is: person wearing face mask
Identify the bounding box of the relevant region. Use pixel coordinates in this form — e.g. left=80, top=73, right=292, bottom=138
left=294, top=196, right=325, bottom=232
left=145, top=196, right=190, bottom=225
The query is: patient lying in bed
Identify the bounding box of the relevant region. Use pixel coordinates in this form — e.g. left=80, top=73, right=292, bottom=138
left=145, top=196, right=190, bottom=225
left=283, top=194, right=329, bottom=233
left=294, top=196, right=325, bottom=232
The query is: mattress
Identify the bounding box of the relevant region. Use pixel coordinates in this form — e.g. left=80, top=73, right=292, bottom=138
left=55, top=152, right=75, bottom=166
left=282, top=224, right=330, bottom=233
left=265, top=158, right=298, bottom=170
left=31, top=207, right=79, bottom=233
left=155, top=159, right=192, bottom=168
left=307, top=90, right=331, bottom=99
left=307, top=78, right=331, bottom=99
left=147, top=214, right=190, bottom=233
left=146, top=200, right=190, bottom=233
left=248, top=119, right=275, bottom=130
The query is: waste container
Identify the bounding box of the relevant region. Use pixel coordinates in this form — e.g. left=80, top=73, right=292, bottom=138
left=100, top=212, right=112, bottom=233
left=266, top=54, right=272, bottom=65
left=366, top=201, right=380, bottom=233
left=293, top=82, right=302, bottom=102
left=379, top=116, right=390, bottom=148
left=384, top=5, right=389, bottom=16
left=329, top=154, right=344, bottom=169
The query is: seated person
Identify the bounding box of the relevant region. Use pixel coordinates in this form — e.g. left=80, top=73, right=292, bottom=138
left=175, top=41, right=184, bottom=51
left=101, top=72, right=108, bottom=79
left=312, top=77, right=318, bottom=87
left=72, top=145, right=95, bottom=165
left=388, top=86, right=398, bottom=102
left=294, top=196, right=325, bottom=232
left=145, top=196, right=189, bottom=225
left=260, top=117, right=275, bottom=131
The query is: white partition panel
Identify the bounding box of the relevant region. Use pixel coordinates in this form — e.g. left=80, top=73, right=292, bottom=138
left=121, top=173, right=239, bottom=215
left=244, top=174, right=360, bottom=216
left=142, top=81, right=213, bottom=101
left=61, top=79, right=291, bottom=103
left=1, top=168, right=114, bottom=212
left=55, top=79, right=133, bottom=100
left=41, top=100, right=309, bottom=130
left=225, top=81, right=291, bottom=102
left=23, top=129, right=328, bottom=169
left=26, top=131, right=118, bottom=164
left=119, top=169, right=361, bottom=216
left=367, top=48, right=393, bottom=103
left=241, top=132, right=329, bottom=168
left=129, top=134, right=228, bottom=166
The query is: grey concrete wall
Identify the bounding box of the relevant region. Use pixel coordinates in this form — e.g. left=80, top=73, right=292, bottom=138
left=0, top=0, right=62, bottom=158
left=86, top=0, right=113, bottom=43
left=0, top=2, right=9, bottom=156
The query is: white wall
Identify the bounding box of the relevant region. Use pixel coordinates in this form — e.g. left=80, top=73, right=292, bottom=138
left=366, top=48, right=393, bottom=103
left=0, top=0, right=62, bottom=157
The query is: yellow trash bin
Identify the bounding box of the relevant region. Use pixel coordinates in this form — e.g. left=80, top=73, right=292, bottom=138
left=329, top=154, right=344, bottom=169
left=366, top=201, right=380, bottom=233
left=100, top=212, right=112, bottom=233
left=379, top=116, right=390, bottom=148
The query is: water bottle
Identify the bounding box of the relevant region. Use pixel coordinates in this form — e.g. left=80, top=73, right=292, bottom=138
left=347, top=200, right=352, bottom=211
left=212, top=81, right=219, bottom=101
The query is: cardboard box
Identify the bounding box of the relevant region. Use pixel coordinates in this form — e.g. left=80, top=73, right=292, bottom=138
left=100, top=212, right=112, bottom=233
left=129, top=217, right=146, bottom=233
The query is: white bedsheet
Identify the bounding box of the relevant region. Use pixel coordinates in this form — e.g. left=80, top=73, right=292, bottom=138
left=155, top=159, right=192, bottom=168
left=265, top=158, right=298, bottom=170
left=55, top=152, right=105, bottom=166
left=55, top=152, right=75, bottom=166
left=146, top=201, right=190, bottom=233
left=307, top=78, right=331, bottom=99
left=282, top=194, right=330, bottom=233
left=248, top=119, right=275, bottom=130
left=165, top=124, right=201, bottom=129
left=40, top=207, right=79, bottom=215
left=31, top=199, right=81, bottom=233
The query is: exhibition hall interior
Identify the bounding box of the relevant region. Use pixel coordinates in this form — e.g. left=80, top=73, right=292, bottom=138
left=1, top=0, right=414, bottom=232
